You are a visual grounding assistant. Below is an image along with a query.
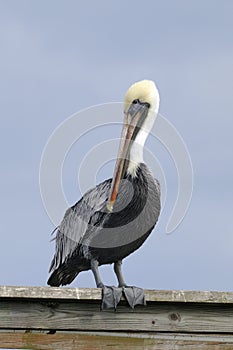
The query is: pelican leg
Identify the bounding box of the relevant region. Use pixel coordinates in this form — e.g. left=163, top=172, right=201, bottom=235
left=114, top=260, right=146, bottom=308
left=91, top=259, right=145, bottom=309
left=91, top=259, right=103, bottom=288
left=114, top=260, right=127, bottom=287
left=91, top=259, right=122, bottom=310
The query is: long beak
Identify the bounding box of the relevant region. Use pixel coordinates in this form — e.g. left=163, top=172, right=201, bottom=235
left=107, top=103, right=149, bottom=212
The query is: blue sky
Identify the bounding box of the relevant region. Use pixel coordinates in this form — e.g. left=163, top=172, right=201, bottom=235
left=0, top=0, right=233, bottom=291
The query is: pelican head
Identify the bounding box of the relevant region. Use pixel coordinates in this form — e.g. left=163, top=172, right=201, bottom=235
left=107, top=80, right=160, bottom=211
left=124, top=79, right=160, bottom=115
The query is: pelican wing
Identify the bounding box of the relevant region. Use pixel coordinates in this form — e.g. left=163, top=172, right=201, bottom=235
left=49, top=178, right=111, bottom=272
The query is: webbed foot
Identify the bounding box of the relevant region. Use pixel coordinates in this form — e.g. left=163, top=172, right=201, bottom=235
left=101, top=285, right=123, bottom=310
left=123, top=286, right=146, bottom=309
left=100, top=285, right=146, bottom=310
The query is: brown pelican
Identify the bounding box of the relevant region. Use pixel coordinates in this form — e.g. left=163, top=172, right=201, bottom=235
left=48, top=80, right=161, bottom=309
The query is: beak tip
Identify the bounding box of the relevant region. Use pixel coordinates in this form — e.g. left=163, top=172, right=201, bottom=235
left=106, top=202, right=114, bottom=213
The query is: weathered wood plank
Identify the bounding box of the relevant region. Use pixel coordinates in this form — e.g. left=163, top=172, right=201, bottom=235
left=1, top=298, right=233, bottom=333
left=2, top=331, right=233, bottom=350
left=2, top=285, right=233, bottom=349
left=1, top=285, right=233, bottom=304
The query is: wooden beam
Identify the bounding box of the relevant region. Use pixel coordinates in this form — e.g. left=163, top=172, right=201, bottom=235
left=2, top=331, right=233, bottom=350
left=1, top=286, right=233, bottom=349
left=1, top=296, right=233, bottom=333
left=1, top=285, right=233, bottom=304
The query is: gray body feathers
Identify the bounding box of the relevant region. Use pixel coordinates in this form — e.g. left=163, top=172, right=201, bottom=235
left=48, top=163, right=160, bottom=286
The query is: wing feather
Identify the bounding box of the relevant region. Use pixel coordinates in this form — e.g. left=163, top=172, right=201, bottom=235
left=49, top=178, right=111, bottom=272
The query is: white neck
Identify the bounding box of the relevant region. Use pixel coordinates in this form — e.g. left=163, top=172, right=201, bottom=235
left=127, top=110, right=157, bottom=177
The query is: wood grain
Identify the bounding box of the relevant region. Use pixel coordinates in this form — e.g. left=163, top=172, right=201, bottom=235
left=1, top=298, right=233, bottom=333
left=1, top=286, right=233, bottom=349
left=1, top=286, right=233, bottom=304
left=2, top=332, right=233, bottom=350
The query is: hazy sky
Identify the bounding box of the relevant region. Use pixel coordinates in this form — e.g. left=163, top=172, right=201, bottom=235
left=0, top=0, right=233, bottom=292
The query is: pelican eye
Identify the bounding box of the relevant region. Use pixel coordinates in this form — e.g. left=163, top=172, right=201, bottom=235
left=132, top=99, right=140, bottom=104
left=144, top=102, right=150, bottom=108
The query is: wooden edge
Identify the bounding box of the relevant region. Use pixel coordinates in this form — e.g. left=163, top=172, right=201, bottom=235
left=2, top=330, right=233, bottom=342
left=0, top=285, right=233, bottom=304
